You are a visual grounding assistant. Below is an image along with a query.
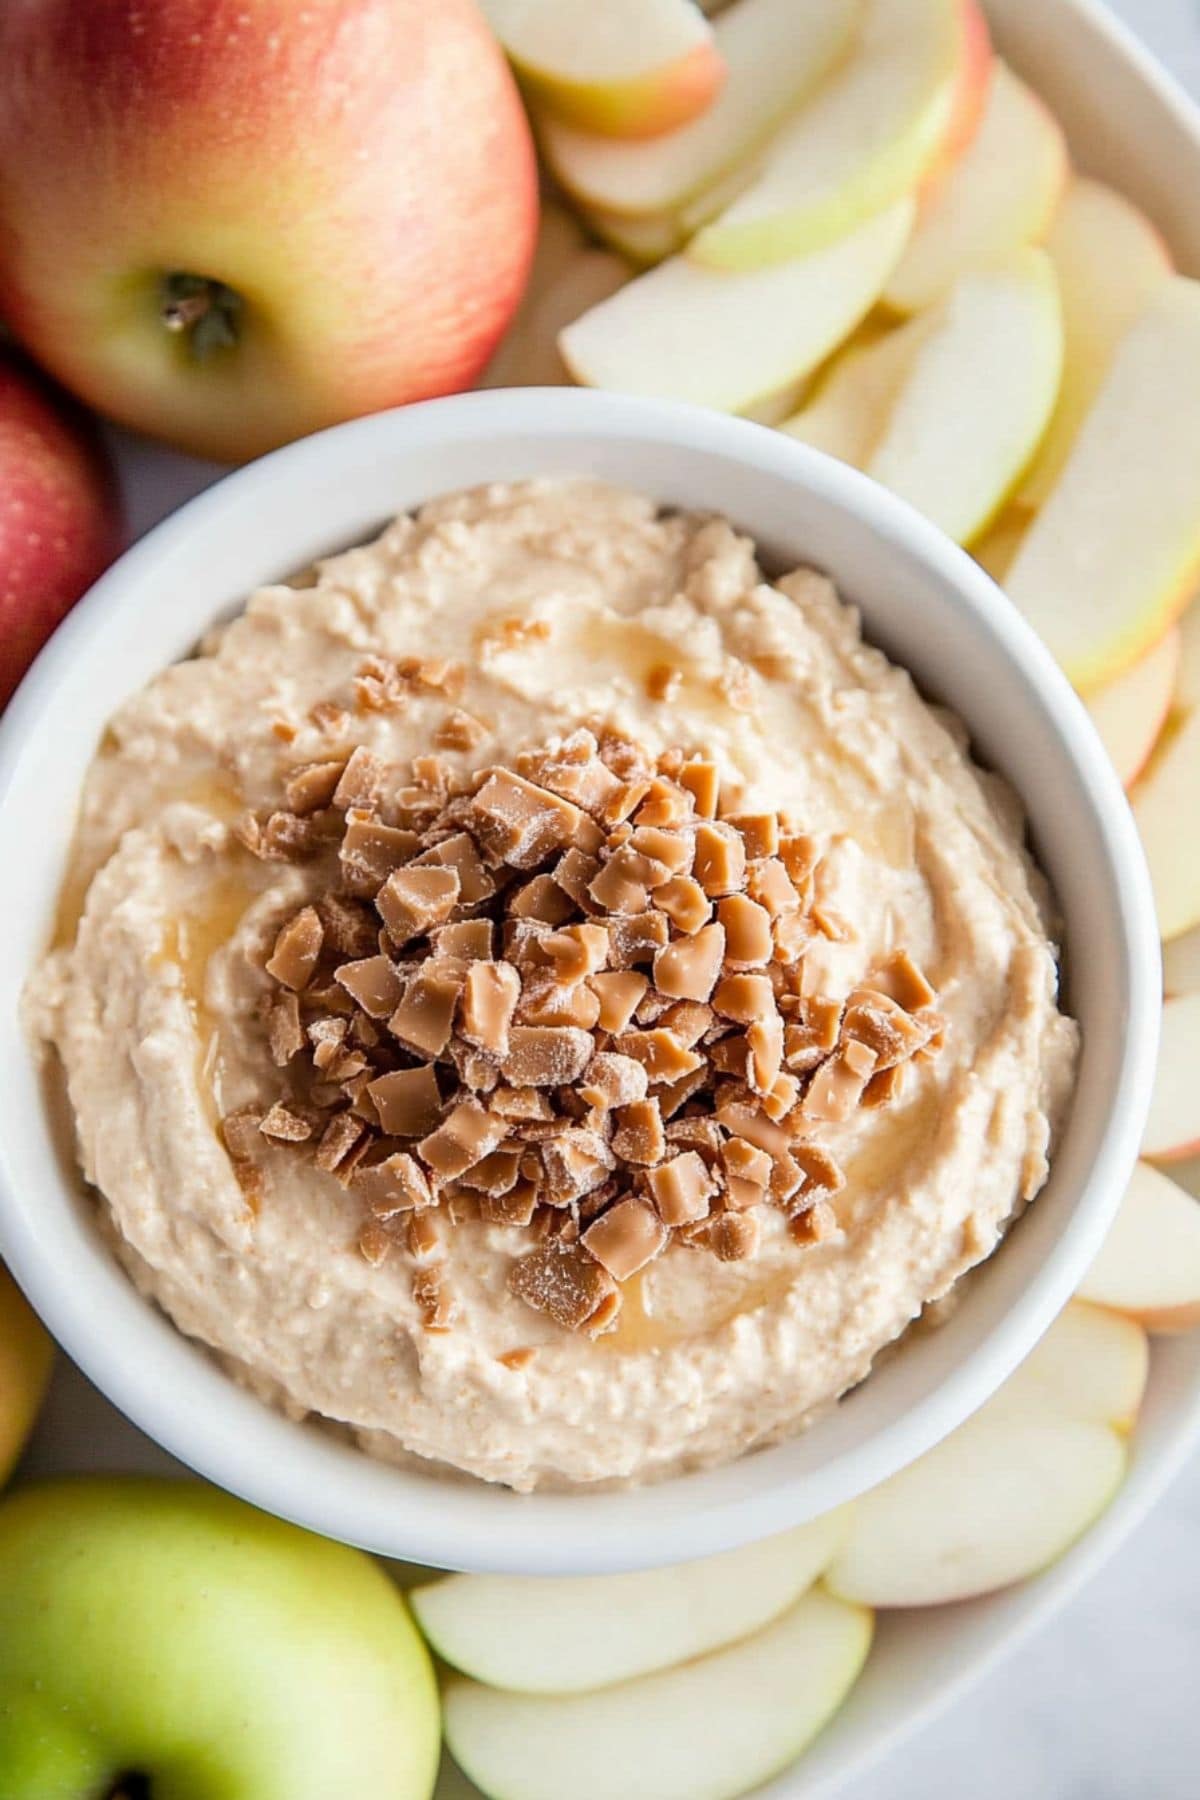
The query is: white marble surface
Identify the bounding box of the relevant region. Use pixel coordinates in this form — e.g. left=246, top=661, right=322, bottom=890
left=15, top=3, right=1200, bottom=1797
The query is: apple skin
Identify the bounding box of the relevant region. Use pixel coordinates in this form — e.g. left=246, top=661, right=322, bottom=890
left=520, top=41, right=726, bottom=141
left=0, top=353, right=122, bottom=708
left=0, top=1477, right=440, bottom=1799
left=0, top=1266, right=53, bottom=1488
left=0, top=0, right=538, bottom=464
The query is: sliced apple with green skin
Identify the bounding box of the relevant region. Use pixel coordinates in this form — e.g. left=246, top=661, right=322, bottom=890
left=1078, top=1161, right=1200, bottom=1331
left=780, top=316, right=933, bottom=466
left=881, top=63, right=1067, bottom=314
left=972, top=506, right=1028, bottom=584
left=539, top=0, right=861, bottom=219
left=1164, top=923, right=1200, bottom=996
left=990, top=1301, right=1149, bottom=1433
left=689, top=0, right=977, bottom=271
left=1139, top=993, right=1200, bottom=1162
left=412, top=1509, right=846, bottom=1696
left=1005, top=276, right=1200, bottom=691
left=558, top=197, right=913, bottom=411
left=1132, top=703, right=1200, bottom=943
left=864, top=248, right=1062, bottom=546
left=826, top=1403, right=1125, bottom=1608
left=1083, top=626, right=1180, bottom=789
left=1019, top=178, right=1173, bottom=508
left=485, top=0, right=725, bottom=139
left=444, top=1587, right=872, bottom=1800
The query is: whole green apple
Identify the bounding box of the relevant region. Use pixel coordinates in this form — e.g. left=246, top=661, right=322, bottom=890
left=0, top=0, right=537, bottom=463
left=0, top=1477, right=440, bottom=1798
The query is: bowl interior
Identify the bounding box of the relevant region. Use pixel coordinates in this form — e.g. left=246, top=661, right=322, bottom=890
left=0, top=389, right=1159, bottom=1572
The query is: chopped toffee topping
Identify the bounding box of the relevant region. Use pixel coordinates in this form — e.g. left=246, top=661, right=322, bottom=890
left=229, top=728, right=943, bottom=1336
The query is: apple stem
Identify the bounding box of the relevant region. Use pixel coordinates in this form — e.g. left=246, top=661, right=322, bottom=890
left=159, top=273, right=243, bottom=360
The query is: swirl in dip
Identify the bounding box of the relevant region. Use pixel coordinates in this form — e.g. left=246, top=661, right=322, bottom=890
left=31, top=480, right=1078, bottom=1492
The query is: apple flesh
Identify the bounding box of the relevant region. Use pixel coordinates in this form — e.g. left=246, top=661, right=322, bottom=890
left=0, top=1267, right=53, bottom=1489
left=412, top=1509, right=846, bottom=1696
left=1133, top=705, right=1200, bottom=942
left=971, top=506, right=1028, bottom=584
left=990, top=1301, right=1149, bottom=1434
left=1019, top=178, right=1173, bottom=508
left=539, top=0, right=861, bottom=220
left=1078, top=1161, right=1200, bottom=1332
left=1084, top=626, right=1179, bottom=789
left=688, top=0, right=973, bottom=270
left=826, top=1400, right=1126, bottom=1608
left=881, top=62, right=1067, bottom=314
left=558, top=198, right=913, bottom=411
left=1004, top=276, right=1200, bottom=691
left=485, top=0, right=725, bottom=139
left=443, top=1587, right=873, bottom=1800
left=0, top=353, right=122, bottom=707
left=0, top=0, right=537, bottom=464
left=1139, top=993, right=1200, bottom=1163
left=781, top=317, right=932, bottom=466
left=0, top=1477, right=440, bottom=1799
left=864, top=248, right=1063, bottom=546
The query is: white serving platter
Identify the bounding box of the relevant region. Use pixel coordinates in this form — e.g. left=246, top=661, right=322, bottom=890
left=17, top=2, right=1200, bottom=1795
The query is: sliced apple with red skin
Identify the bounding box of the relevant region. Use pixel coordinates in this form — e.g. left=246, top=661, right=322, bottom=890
left=1077, top=1161, right=1200, bottom=1331
left=539, top=0, right=861, bottom=220
left=781, top=316, right=933, bottom=466
left=443, top=1587, right=873, bottom=1800
left=485, top=0, right=725, bottom=140
left=864, top=248, right=1062, bottom=546
left=916, top=0, right=993, bottom=191
left=826, top=1386, right=1126, bottom=1608
left=1019, top=178, right=1173, bottom=508
left=689, top=0, right=977, bottom=271
left=558, top=198, right=913, bottom=412
left=1084, top=627, right=1180, bottom=789
left=1139, top=993, right=1200, bottom=1163
left=1164, top=923, right=1200, bottom=997
left=1131, top=614, right=1200, bottom=940
left=1004, top=276, right=1200, bottom=692
left=881, top=62, right=1067, bottom=314
left=411, top=1509, right=846, bottom=1696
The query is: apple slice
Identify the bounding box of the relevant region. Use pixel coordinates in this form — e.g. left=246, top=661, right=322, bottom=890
left=558, top=198, right=913, bottom=411
left=1004, top=276, right=1200, bottom=691
left=991, top=1301, right=1148, bottom=1433
left=411, top=1510, right=846, bottom=1695
left=780, top=317, right=932, bottom=466
left=582, top=204, right=685, bottom=267
left=825, top=1405, right=1125, bottom=1607
left=483, top=248, right=630, bottom=388
left=485, top=0, right=724, bottom=139
left=1083, top=627, right=1180, bottom=789
left=540, top=0, right=861, bottom=218
left=972, top=507, right=1028, bottom=584
left=1132, top=707, right=1200, bottom=942
left=1077, top=1161, right=1200, bottom=1331
left=443, top=1587, right=873, bottom=1800
left=1164, top=924, right=1200, bottom=997
left=689, top=0, right=971, bottom=271
left=1139, top=992, right=1200, bottom=1162
left=863, top=248, right=1062, bottom=546
left=1019, top=179, right=1173, bottom=508
left=881, top=63, right=1067, bottom=314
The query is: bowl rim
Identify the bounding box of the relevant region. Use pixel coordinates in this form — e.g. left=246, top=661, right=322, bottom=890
left=0, top=387, right=1162, bottom=1573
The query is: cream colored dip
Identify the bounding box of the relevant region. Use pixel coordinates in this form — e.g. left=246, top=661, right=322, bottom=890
left=31, top=480, right=1078, bottom=1491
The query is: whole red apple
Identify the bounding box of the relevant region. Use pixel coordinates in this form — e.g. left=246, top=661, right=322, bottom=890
left=0, top=0, right=538, bottom=463
left=0, top=353, right=122, bottom=708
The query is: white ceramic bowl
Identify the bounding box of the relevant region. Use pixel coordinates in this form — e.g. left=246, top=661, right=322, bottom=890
left=0, top=385, right=1159, bottom=1575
